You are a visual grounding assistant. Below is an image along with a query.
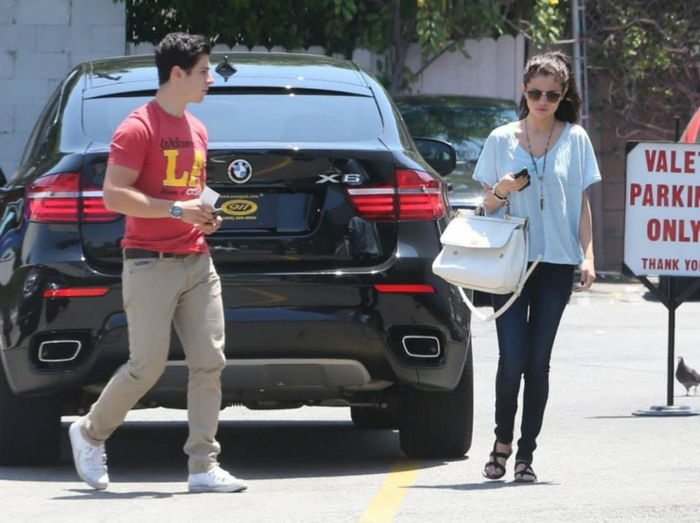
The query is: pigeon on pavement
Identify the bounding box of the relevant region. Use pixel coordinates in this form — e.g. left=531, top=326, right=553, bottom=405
left=676, top=357, right=700, bottom=396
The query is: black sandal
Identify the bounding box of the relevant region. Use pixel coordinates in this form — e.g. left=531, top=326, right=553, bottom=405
left=482, top=440, right=512, bottom=480
left=513, top=460, right=537, bottom=483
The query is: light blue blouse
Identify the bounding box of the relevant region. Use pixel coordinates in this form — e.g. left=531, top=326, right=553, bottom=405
left=473, top=122, right=601, bottom=265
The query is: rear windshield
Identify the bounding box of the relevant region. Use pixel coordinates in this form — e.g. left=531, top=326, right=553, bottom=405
left=83, top=93, right=383, bottom=143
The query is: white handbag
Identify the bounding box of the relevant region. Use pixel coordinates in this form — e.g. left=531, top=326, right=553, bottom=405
left=432, top=209, right=541, bottom=321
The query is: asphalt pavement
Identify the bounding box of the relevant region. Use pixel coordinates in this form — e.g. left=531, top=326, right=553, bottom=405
left=1, top=277, right=699, bottom=522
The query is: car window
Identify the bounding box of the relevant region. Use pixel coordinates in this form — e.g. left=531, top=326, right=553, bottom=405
left=18, top=85, right=62, bottom=170
left=83, top=93, right=383, bottom=144
left=396, top=102, right=517, bottom=194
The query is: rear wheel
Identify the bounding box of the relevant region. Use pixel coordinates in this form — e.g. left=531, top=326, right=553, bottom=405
left=0, top=367, right=61, bottom=465
left=350, top=406, right=399, bottom=429
left=398, top=339, right=473, bottom=458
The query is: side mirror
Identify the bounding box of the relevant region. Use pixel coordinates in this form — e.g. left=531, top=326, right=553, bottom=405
left=0, top=167, right=6, bottom=187
left=412, top=137, right=456, bottom=176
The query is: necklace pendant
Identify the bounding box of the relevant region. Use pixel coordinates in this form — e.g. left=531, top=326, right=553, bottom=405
left=540, top=194, right=544, bottom=210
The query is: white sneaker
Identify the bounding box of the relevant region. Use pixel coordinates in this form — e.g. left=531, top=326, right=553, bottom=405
left=69, top=419, right=109, bottom=490
left=188, top=466, right=247, bottom=493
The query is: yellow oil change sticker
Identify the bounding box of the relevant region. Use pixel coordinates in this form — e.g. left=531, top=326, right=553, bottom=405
left=220, top=194, right=261, bottom=221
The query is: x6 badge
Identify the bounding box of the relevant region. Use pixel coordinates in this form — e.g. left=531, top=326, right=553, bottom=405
left=316, top=173, right=364, bottom=184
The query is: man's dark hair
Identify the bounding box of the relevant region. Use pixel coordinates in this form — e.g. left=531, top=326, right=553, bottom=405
left=155, top=32, right=211, bottom=86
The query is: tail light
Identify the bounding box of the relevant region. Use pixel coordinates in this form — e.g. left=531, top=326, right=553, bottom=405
left=43, top=287, right=109, bottom=298
left=396, top=169, right=447, bottom=220
left=26, top=172, right=119, bottom=223
left=374, top=284, right=436, bottom=293
left=345, top=169, right=446, bottom=221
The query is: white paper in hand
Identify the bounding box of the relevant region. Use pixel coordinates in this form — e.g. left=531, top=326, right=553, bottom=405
left=200, top=185, right=220, bottom=207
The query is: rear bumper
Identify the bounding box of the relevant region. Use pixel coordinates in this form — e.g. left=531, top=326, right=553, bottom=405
left=151, top=358, right=380, bottom=405
left=1, top=257, right=469, bottom=398
left=2, top=311, right=468, bottom=397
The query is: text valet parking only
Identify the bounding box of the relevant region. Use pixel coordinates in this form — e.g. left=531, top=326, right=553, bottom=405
left=624, top=143, right=700, bottom=278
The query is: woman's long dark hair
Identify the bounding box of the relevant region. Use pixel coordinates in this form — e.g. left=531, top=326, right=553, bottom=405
left=518, top=50, right=581, bottom=123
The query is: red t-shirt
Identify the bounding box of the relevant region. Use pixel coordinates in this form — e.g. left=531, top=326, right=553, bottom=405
left=108, top=100, right=209, bottom=254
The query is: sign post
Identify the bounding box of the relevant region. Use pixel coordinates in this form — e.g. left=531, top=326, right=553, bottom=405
left=623, top=141, right=700, bottom=417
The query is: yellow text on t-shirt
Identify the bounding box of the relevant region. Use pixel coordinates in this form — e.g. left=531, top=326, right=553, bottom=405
left=162, top=149, right=204, bottom=187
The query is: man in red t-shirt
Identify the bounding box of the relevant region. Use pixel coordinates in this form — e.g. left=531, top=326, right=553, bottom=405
left=68, top=32, right=246, bottom=494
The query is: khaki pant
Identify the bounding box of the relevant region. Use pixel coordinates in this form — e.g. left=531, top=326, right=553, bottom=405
left=82, top=253, right=226, bottom=474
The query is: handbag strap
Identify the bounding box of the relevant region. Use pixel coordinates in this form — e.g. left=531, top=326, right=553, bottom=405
left=457, top=257, right=540, bottom=321
left=456, top=215, right=542, bottom=321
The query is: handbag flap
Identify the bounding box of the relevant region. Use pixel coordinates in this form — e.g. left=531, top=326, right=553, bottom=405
left=440, top=213, right=525, bottom=249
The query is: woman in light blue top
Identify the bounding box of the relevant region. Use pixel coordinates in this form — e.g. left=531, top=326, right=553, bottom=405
left=474, top=51, right=601, bottom=483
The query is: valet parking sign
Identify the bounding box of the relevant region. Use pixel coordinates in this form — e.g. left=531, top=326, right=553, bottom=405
left=624, top=142, right=700, bottom=276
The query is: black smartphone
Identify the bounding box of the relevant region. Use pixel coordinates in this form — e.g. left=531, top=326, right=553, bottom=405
left=514, top=167, right=530, bottom=190
left=204, top=208, right=224, bottom=226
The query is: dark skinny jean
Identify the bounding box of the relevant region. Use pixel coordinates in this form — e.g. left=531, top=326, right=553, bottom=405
left=491, top=262, right=575, bottom=464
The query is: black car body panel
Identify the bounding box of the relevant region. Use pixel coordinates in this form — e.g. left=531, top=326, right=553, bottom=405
left=0, top=54, right=472, bottom=462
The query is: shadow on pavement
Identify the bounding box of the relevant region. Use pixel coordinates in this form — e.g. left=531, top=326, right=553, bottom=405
left=51, top=489, right=176, bottom=500
left=0, top=419, right=449, bottom=485
left=410, top=481, right=556, bottom=491
left=585, top=415, right=648, bottom=419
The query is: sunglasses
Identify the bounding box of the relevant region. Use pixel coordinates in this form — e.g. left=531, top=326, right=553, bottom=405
left=526, top=89, right=563, bottom=103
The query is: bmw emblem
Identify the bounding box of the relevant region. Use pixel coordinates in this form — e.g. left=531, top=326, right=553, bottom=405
left=228, top=159, right=253, bottom=184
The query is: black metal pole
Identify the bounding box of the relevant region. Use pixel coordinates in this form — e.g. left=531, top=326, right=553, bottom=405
left=666, top=117, right=680, bottom=407
left=675, top=116, right=680, bottom=141
left=667, top=277, right=676, bottom=406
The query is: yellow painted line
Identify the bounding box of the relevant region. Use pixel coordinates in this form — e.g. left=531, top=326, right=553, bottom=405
left=360, top=459, right=422, bottom=523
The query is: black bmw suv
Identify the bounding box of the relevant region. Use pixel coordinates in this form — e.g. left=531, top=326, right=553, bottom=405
left=0, top=53, right=472, bottom=465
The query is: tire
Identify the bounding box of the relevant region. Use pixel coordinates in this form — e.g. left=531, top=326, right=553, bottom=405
left=350, top=406, right=399, bottom=429
left=0, top=367, right=61, bottom=465
left=398, top=338, right=473, bottom=458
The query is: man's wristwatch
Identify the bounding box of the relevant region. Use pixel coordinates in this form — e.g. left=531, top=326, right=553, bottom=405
left=169, top=201, right=183, bottom=219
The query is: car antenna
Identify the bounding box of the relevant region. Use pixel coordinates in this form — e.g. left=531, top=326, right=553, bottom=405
left=215, top=56, right=237, bottom=82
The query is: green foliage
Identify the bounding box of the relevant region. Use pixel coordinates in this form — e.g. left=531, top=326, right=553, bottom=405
left=528, top=0, right=567, bottom=48
left=113, top=0, right=697, bottom=135
left=117, top=0, right=510, bottom=50
left=586, top=0, right=699, bottom=139
left=411, top=0, right=504, bottom=56
left=119, top=0, right=345, bottom=52
left=115, top=0, right=516, bottom=91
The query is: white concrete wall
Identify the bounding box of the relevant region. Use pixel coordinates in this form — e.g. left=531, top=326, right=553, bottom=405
left=130, top=33, right=525, bottom=102
left=0, top=0, right=125, bottom=176
left=404, top=34, right=526, bottom=101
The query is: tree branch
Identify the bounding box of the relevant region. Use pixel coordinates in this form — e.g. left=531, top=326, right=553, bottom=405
left=411, top=42, right=459, bottom=79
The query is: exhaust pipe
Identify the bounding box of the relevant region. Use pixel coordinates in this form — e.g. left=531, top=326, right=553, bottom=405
left=38, top=339, right=82, bottom=363
left=401, top=335, right=441, bottom=358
